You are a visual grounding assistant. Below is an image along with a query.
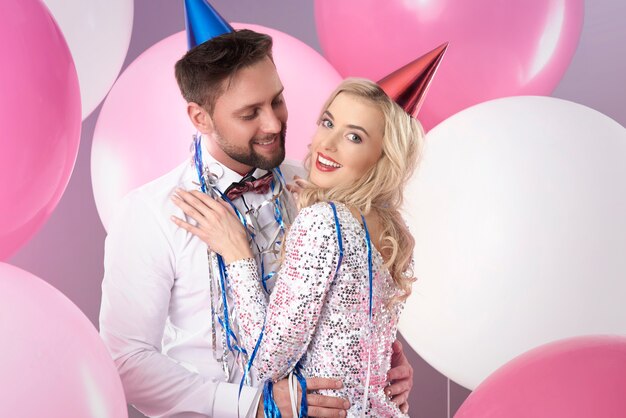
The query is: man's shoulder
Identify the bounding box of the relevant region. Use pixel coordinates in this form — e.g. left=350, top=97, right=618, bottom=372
left=125, top=160, right=193, bottom=207
left=111, top=160, right=193, bottom=229
left=278, top=159, right=306, bottom=182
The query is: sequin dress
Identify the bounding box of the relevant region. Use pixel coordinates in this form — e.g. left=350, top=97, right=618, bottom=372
left=227, top=202, right=409, bottom=417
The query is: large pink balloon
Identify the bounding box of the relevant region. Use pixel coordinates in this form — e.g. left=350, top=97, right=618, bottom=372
left=315, top=0, right=584, bottom=129
left=92, top=24, right=341, bottom=230
left=0, top=0, right=81, bottom=259
left=456, top=335, right=626, bottom=418
left=0, top=263, right=127, bottom=417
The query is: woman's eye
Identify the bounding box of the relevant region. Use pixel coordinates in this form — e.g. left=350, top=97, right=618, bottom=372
left=347, top=133, right=362, bottom=143
left=321, top=118, right=333, bottom=128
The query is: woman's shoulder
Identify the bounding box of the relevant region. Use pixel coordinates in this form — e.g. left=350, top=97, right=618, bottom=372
left=295, top=201, right=335, bottom=221
left=293, top=201, right=347, bottom=231
left=286, top=202, right=343, bottom=252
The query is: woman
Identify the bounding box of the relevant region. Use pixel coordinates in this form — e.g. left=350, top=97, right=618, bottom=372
left=172, top=78, right=423, bottom=416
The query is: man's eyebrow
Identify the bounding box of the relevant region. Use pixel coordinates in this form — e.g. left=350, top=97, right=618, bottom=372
left=233, top=87, right=285, bottom=113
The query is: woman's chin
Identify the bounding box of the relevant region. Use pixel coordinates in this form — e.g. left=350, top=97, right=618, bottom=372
left=309, top=172, right=333, bottom=189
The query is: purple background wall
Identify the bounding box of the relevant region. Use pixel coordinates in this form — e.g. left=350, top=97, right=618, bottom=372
left=9, top=1, right=626, bottom=417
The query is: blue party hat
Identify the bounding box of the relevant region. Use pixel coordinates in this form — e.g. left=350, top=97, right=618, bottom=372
left=184, top=0, right=234, bottom=50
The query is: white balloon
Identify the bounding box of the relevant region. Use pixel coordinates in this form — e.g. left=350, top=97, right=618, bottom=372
left=43, top=0, right=133, bottom=119
left=400, top=96, right=626, bottom=390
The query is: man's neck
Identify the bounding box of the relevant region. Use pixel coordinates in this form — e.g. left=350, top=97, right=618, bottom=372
left=204, top=139, right=253, bottom=177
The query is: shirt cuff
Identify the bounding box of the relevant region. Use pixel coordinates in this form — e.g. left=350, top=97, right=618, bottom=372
left=213, top=382, right=262, bottom=418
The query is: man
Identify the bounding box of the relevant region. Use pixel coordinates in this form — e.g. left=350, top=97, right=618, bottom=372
left=100, top=29, right=413, bottom=418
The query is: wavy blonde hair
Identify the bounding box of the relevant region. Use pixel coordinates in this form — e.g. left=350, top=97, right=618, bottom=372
left=297, top=78, right=424, bottom=302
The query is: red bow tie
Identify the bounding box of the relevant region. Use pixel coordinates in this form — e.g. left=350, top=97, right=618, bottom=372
left=224, top=172, right=273, bottom=200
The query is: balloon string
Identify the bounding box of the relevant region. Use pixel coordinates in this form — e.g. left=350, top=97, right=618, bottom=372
left=447, top=378, right=450, bottom=418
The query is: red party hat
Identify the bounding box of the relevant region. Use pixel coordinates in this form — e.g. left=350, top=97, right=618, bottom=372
left=378, top=43, right=448, bottom=119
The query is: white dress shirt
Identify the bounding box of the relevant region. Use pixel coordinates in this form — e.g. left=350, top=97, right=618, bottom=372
left=99, top=138, right=304, bottom=418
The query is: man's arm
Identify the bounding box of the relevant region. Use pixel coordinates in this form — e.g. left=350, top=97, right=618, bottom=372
left=255, top=378, right=349, bottom=418
left=100, top=193, right=260, bottom=417
left=253, top=341, right=410, bottom=418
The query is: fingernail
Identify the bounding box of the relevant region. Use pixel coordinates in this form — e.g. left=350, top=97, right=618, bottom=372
left=339, top=411, right=346, bottom=417
left=336, top=381, right=342, bottom=388
left=343, top=400, right=350, bottom=409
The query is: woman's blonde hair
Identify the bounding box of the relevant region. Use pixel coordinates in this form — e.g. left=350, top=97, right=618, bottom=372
left=298, top=78, right=424, bottom=302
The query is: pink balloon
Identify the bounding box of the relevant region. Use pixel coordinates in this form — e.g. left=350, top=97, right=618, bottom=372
left=456, top=335, right=626, bottom=418
left=92, top=24, right=341, bottom=229
left=0, top=262, right=127, bottom=417
left=315, top=0, right=584, bottom=129
left=0, top=0, right=81, bottom=260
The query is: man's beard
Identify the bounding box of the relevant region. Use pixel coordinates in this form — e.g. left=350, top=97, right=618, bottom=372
left=215, top=124, right=287, bottom=170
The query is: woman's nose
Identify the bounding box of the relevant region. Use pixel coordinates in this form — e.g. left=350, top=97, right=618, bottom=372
left=320, top=131, right=339, bottom=151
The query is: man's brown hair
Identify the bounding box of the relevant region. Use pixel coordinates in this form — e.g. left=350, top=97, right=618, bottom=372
left=174, top=29, right=273, bottom=114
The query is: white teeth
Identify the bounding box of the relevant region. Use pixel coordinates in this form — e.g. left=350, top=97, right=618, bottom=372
left=254, top=137, right=276, bottom=145
left=318, top=154, right=342, bottom=168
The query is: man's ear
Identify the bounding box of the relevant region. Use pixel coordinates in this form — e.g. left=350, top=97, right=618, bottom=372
left=187, top=102, right=214, bottom=134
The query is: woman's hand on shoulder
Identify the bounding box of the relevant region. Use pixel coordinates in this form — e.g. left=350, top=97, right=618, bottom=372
left=286, top=175, right=308, bottom=200
left=170, top=189, right=252, bottom=263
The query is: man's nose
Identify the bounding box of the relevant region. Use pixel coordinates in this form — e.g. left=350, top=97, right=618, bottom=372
left=260, top=109, right=282, bottom=133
